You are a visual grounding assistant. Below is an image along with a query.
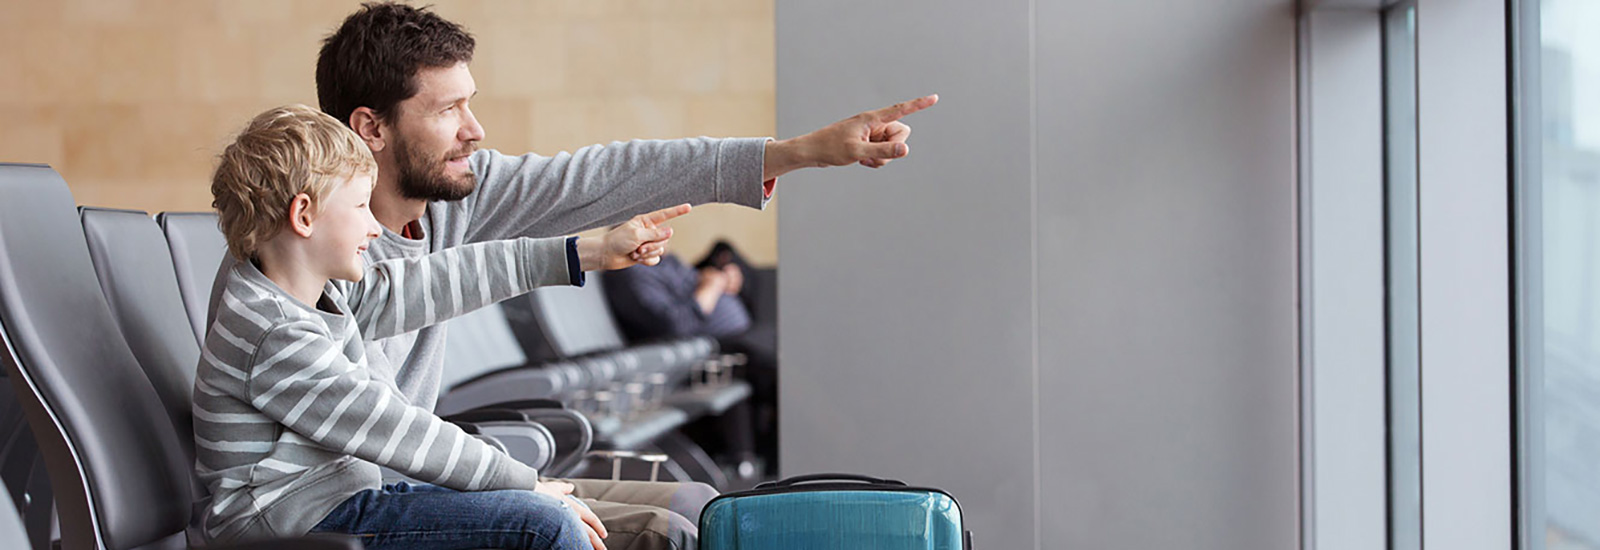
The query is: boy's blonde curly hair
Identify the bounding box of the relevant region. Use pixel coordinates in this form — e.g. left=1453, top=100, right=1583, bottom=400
left=211, top=104, right=377, bottom=261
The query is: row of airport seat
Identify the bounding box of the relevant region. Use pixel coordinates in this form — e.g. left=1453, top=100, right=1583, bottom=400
left=439, top=274, right=754, bottom=483
left=0, top=163, right=753, bottom=549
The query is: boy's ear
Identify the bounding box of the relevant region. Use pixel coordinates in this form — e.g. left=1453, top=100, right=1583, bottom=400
left=288, top=193, right=315, bottom=238
left=349, top=107, right=386, bottom=153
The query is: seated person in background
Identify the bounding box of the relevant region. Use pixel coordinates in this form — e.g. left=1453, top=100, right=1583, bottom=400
left=193, top=104, right=693, bottom=550
left=605, top=242, right=779, bottom=477
left=607, top=253, right=751, bottom=341
left=693, top=241, right=777, bottom=368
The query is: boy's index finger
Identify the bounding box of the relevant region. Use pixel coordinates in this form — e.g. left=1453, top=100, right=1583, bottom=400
left=642, top=203, right=692, bottom=225
left=872, top=94, right=939, bottom=123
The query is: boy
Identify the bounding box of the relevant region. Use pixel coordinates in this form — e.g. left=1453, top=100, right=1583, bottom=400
left=193, top=104, right=687, bottom=549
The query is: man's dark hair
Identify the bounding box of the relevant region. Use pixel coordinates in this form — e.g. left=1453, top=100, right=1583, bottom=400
left=316, top=2, right=476, bottom=127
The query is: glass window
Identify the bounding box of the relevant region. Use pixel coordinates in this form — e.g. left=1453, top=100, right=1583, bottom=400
left=1382, top=3, right=1422, bottom=550
left=1517, top=1, right=1600, bottom=549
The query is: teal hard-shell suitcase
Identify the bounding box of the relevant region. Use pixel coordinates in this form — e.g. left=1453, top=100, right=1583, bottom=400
left=698, top=474, right=972, bottom=550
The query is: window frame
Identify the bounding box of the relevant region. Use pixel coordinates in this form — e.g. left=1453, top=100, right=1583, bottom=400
left=1298, top=0, right=1515, bottom=549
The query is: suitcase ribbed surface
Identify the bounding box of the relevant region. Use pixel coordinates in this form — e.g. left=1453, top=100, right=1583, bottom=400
left=700, top=478, right=966, bottom=550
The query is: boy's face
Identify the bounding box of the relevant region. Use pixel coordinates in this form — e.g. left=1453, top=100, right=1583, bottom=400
left=310, top=172, right=382, bottom=282
left=384, top=62, right=484, bottom=202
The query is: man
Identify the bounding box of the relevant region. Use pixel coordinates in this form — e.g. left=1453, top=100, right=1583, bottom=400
left=213, top=2, right=935, bottom=548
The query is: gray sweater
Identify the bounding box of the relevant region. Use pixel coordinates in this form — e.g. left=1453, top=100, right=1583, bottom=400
left=211, top=137, right=769, bottom=410
left=192, top=238, right=574, bottom=543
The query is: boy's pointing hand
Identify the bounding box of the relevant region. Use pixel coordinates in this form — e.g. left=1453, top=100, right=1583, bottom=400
left=577, top=204, right=692, bottom=271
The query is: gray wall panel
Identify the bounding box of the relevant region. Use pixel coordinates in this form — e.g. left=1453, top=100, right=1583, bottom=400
left=779, top=1, right=1299, bottom=548
left=1032, top=1, right=1300, bottom=548
left=776, top=2, right=1038, bottom=549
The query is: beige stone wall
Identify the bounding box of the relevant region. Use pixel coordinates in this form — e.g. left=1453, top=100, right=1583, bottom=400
left=0, top=0, right=777, bottom=265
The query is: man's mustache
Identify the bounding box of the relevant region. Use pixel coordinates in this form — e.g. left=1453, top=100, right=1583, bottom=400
left=444, top=143, right=479, bottom=160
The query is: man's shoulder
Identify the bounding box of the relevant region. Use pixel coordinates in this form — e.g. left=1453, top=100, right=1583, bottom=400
left=419, top=148, right=533, bottom=247
left=464, top=148, right=517, bottom=186
left=467, top=147, right=545, bottom=170
left=465, top=147, right=570, bottom=195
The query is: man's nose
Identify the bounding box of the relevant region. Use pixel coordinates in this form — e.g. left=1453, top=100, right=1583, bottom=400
left=460, top=106, right=486, bottom=143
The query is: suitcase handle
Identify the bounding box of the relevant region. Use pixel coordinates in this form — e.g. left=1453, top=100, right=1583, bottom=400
left=755, top=473, right=909, bottom=490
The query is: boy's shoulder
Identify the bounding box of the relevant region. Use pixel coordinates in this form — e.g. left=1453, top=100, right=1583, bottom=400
left=209, top=262, right=335, bottom=345
left=201, top=264, right=349, bottom=379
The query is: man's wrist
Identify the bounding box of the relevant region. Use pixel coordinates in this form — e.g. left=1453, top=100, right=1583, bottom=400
left=763, top=137, right=811, bottom=182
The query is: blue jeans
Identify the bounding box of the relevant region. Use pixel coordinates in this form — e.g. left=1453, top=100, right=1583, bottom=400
left=310, top=481, right=592, bottom=550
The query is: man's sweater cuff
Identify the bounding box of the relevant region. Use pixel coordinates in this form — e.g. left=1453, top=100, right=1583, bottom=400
left=716, top=137, right=773, bottom=211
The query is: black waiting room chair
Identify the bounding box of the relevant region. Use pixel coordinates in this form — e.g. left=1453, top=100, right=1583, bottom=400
left=0, top=163, right=358, bottom=550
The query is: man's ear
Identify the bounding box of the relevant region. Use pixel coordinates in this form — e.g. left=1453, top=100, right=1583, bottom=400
left=349, top=107, right=386, bottom=153
left=288, top=193, right=316, bottom=238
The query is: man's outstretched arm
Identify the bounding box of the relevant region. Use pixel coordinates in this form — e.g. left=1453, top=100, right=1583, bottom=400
left=459, top=95, right=938, bottom=244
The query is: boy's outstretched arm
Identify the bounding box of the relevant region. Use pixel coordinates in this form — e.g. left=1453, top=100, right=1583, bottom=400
left=345, top=204, right=691, bottom=339
left=343, top=236, right=572, bottom=340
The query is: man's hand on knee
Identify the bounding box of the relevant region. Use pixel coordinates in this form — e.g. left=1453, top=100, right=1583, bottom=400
left=566, top=495, right=609, bottom=550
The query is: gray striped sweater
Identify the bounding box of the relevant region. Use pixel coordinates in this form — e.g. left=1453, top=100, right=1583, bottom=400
left=191, top=237, right=573, bottom=543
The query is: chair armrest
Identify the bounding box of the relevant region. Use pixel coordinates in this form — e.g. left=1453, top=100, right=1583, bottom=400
left=436, top=367, right=568, bottom=417
left=517, top=406, right=594, bottom=476
left=453, top=399, right=593, bottom=476
left=443, top=412, right=523, bottom=458
left=470, top=423, right=556, bottom=471
left=446, top=409, right=571, bottom=471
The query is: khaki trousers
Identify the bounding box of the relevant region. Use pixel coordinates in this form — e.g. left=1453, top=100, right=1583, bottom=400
left=560, top=479, right=717, bottom=550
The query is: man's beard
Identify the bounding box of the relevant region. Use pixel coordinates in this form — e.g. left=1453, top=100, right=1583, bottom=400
left=393, top=136, right=478, bottom=202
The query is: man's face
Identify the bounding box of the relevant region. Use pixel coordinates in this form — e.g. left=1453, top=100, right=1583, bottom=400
left=386, top=62, right=485, bottom=202
left=308, top=171, right=383, bottom=282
